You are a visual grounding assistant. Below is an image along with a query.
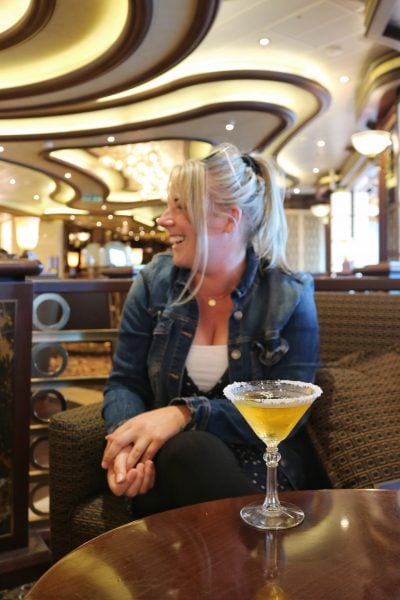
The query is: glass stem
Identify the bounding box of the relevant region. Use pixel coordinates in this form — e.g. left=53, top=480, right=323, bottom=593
left=263, top=445, right=282, bottom=513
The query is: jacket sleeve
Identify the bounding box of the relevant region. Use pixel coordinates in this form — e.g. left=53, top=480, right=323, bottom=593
left=264, top=275, right=320, bottom=383
left=103, top=269, right=155, bottom=433
left=170, top=395, right=262, bottom=445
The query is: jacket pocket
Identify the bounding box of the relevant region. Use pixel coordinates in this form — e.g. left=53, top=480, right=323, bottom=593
left=253, top=332, right=289, bottom=366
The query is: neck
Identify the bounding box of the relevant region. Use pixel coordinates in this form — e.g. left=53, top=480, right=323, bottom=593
left=194, top=252, right=247, bottom=301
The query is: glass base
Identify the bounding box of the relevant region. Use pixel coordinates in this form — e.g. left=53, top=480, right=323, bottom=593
left=240, top=500, right=305, bottom=530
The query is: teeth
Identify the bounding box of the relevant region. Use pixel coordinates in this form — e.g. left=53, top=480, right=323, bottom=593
left=169, top=235, right=184, bottom=245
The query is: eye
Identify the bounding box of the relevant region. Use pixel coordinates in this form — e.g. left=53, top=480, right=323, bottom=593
left=173, top=198, right=184, bottom=211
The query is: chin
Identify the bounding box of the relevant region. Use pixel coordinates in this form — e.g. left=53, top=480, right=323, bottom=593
left=171, top=253, right=188, bottom=268
left=171, top=248, right=194, bottom=269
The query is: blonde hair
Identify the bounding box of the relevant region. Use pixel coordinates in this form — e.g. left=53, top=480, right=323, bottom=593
left=167, top=142, right=290, bottom=301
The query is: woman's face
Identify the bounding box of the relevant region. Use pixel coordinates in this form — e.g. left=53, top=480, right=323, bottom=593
left=158, top=196, right=197, bottom=269
left=158, top=195, right=232, bottom=272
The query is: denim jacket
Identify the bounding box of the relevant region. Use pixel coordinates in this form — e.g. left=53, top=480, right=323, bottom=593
left=103, top=248, right=320, bottom=486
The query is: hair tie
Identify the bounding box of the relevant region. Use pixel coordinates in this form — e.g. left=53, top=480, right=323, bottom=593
left=242, top=154, right=261, bottom=176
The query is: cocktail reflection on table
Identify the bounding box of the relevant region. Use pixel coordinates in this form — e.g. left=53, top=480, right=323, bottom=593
left=224, top=379, right=322, bottom=530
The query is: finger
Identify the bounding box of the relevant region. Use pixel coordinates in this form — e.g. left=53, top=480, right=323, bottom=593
left=126, top=438, right=152, bottom=470
left=113, top=451, right=128, bottom=484
left=107, top=469, right=132, bottom=497
left=138, top=460, right=155, bottom=494
left=102, top=425, right=138, bottom=467
left=102, top=438, right=124, bottom=468
left=124, top=464, right=145, bottom=498
left=140, top=441, right=161, bottom=463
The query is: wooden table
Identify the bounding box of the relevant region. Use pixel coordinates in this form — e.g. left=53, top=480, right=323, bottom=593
left=26, top=489, right=400, bottom=599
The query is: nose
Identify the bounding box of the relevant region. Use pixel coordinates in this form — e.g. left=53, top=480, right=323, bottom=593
left=157, top=208, right=174, bottom=228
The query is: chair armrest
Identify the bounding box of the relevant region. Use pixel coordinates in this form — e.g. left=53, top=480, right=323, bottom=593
left=49, top=403, right=107, bottom=547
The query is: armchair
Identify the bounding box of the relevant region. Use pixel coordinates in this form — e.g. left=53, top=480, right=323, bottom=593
left=49, top=291, right=400, bottom=560
left=49, top=403, right=132, bottom=561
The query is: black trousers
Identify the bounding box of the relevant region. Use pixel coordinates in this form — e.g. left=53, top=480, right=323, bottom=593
left=130, top=430, right=258, bottom=519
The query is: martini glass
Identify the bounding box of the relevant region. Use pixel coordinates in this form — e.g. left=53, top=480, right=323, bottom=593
left=223, top=379, right=322, bottom=530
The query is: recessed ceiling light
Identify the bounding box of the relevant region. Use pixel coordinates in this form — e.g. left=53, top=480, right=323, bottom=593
left=259, top=37, right=270, bottom=46
left=316, top=140, right=326, bottom=148
left=107, top=214, right=113, bottom=220
left=70, top=215, right=75, bottom=221
left=33, top=194, right=40, bottom=200
left=96, top=221, right=102, bottom=227
left=64, top=172, right=72, bottom=179
left=339, top=75, right=350, bottom=84
left=225, top=120, right=235, bottom=131
left=9, top=178, right=16, bottom=185
left=107, top=136, right=115, bottom=143
left=313, top=167, right=320, bottom=174
left=293, top=187, right=300, bottom=194
left=0, top=146, right=4, bottom=152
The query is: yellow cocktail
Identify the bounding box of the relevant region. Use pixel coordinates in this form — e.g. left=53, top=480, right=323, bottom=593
left=233, top=391, right=313, bottom=446
left=223, top=380, right=322, bottom=530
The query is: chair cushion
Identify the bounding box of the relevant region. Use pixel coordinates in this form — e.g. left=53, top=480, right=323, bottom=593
left=308, top=345, right=400, bottom=488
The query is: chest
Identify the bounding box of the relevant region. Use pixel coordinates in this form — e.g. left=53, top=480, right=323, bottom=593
left=193, top=297, right=233, bottom=345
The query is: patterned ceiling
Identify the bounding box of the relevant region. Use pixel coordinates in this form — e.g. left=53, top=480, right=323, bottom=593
left=0, top=0, right=398, bottom=232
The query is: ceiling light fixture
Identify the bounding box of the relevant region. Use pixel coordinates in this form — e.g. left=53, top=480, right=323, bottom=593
left=310, top=204, right=330, bottom=218
left=259, top=37, right=270, bottom=46
left=351, top=130, right=391, bottom=157
left=225, top=120, right=235, bottom=131
left=98, top=142, right=174, bottom=198
left=15, top=216, right=40, bottom=251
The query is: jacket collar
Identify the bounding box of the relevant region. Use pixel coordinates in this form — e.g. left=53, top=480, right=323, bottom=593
left=173, top=245, right=262, bottom=301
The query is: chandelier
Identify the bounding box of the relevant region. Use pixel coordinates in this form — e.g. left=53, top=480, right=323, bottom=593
left=98, top=142, right=176, bottom=198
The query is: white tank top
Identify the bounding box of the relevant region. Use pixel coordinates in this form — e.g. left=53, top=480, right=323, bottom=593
left=186, top=344, right=228, bottom=392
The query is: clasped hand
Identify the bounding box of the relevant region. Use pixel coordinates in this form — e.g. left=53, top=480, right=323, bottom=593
left=101, top=405, right=190, bottom=498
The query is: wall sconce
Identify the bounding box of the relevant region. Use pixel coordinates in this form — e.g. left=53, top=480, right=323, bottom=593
left=351, top=130, right=391, bottom=157
left=67, top=251, right=80, bottom=277
left=310, top=204, right=330, bottom=218
left=15, top=216, right=40, bottom=252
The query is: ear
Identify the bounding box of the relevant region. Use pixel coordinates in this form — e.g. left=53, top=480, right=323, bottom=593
left=223, top=206, right=242, bottom=232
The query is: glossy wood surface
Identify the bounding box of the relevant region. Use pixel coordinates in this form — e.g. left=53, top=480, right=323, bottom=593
left=27, top=490, right=400, bottom=600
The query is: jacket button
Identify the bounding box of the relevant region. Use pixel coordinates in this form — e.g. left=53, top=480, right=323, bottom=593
left=230, top=349, right=241, bottom=360
left=233, top=310, right=243, bottom=320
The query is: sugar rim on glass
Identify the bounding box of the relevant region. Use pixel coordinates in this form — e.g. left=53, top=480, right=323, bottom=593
left=223, top=379, right=322, bottom=406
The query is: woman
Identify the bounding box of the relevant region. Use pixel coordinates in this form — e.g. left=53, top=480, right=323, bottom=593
left=101, top=143, right=327, bottom=516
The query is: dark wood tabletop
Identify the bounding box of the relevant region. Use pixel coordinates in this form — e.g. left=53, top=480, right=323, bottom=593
left=26, top=489, right=400, bottom=600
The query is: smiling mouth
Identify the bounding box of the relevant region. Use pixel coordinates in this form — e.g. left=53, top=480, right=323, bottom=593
left=169, top=235, right=185, bottom=247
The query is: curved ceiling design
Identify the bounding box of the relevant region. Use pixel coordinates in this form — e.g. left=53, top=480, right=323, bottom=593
left=0, top=0, right=397, bottom=232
